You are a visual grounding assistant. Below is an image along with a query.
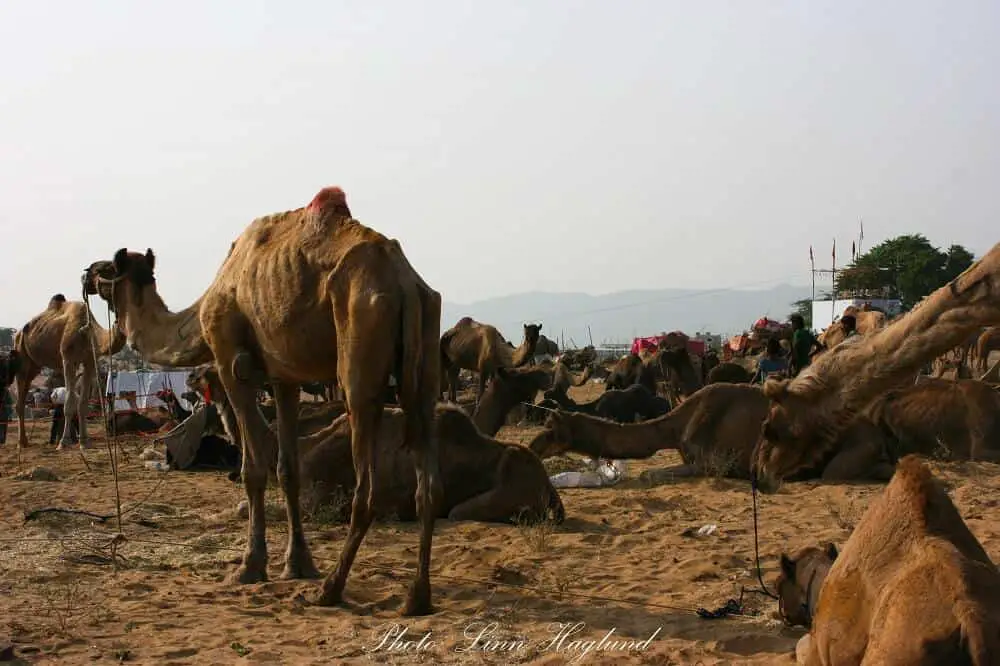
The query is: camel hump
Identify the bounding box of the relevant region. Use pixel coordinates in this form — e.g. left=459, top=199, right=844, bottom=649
left=889, top=454, right=935, bottom=513
left=307, top=186, right=351, bottom=217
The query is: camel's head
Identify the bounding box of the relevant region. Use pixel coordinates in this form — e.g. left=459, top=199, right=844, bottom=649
left=528, top=410, right=576, bottom=458
left=775, top=543, right=838, bottom=628
left=752, top=378, right=836, bottom=493
left=83, top=248, right=157, bottom=312
left=523, top=323, right=542, bottom=346
left=658, top=347, right=702, bottom=398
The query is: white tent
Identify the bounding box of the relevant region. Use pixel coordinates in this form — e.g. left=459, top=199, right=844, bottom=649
left=106, top=370, right=195, bottom=413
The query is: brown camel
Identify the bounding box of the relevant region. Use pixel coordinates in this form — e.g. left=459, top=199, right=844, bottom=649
left=975, top=326, right=1000, bottom=374
left=752, top=242, right=1000, bottom=493
left=440, top=318, right=540, bottom=403
left=472, top=365, right=553, bottom=436
left=865, top=378, right=1000, bottom=462
left=706, top=361, right=753, bottom=384
left=301, top=403, right=564, bottom=525
left=658, top=347, right=704, bottom=404
left=83, top=186, right=442, bottom=616
left=817, top=307, right=887, bottom=350
left=4, top=294, right=125, bottom=450
left=551, top=360, right=591, bottom=395
left=529, top=384, right=893, bottom=483
left=780, top=456, right=1000, bottom=665
left=533, top=334, right=559, bottom=359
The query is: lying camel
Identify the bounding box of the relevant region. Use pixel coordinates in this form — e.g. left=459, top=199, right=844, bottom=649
left=470, top=365, right=553, bottom=436
left=778, top=455, right=1000, bottom=664
left=543, top=383, right=670, bottom=423
left=300, top=403, right=564, bottom=525
left=867, top=378, right=1000, bottom=462
left=753, top=242, right=1000, bottom=494
left=551, top=360, right=591, bottom=395
left=529, top=383, right=893, bottom=483
left=605, top=354, right=655, bottom=392
left=706, top=362, right=752, bottom=384
left=440, top=318, right=541, bottom=403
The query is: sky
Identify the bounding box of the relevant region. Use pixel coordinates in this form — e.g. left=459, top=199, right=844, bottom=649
left=1, top=0, right=997, bottom=330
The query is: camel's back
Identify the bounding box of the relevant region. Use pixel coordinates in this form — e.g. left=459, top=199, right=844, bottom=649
left=17, top=301, right=90, bottom=367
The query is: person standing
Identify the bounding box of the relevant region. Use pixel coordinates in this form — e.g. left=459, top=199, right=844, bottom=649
left=0, top=386, right=12, bottom=445
left=49, top=385, right=67, bottom=445
left=790, top=314, right=822, bottom=377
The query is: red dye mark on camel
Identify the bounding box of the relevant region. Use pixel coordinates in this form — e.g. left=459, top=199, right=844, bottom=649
left=307, top=186, right=348, bottom=213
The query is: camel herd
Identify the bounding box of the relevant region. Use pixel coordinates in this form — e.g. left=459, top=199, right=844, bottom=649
left=2, top=186, right=1000, bottom=663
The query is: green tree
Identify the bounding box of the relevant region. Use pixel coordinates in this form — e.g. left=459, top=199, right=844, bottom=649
left=788, top=298, right=813, bottom=329
left=836, top=234, right=975, bottom=310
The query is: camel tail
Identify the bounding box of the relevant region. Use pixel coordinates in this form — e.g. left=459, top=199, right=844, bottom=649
left=393, top=243, right=440, bottom=452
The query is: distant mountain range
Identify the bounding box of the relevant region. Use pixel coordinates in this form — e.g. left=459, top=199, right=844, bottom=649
left=441, top=284, right=812, bottom=348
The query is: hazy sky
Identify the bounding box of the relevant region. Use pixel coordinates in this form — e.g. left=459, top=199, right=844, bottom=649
left=2, top=0, right=997, bottom=329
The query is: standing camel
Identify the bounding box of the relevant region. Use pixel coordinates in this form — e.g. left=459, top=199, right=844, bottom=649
left=4, top=294, right=125, bottom=450
left=83, top=186, right=443, bottom=616
left=753, top=242, right=1000, bottom=492
left=439, top=317, right=540, bottom=403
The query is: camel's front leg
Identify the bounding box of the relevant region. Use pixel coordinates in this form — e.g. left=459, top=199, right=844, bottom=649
left=821, top=437, right=892, bottom=482
left=271, top=382, right=319, bottom=580
left=217, top=359, right=271, bottom=584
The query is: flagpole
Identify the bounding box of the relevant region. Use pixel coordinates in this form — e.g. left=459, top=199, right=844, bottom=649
left=832, top=238, right=837, bottom=323
left=810, top=246, right=815, bottom=302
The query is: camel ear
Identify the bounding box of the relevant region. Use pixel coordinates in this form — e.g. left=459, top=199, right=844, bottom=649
left=780, top=553, right=796, bottom=578
left=145, top=248, right=156, bottom=272
left=763, top=378, right=790, bottom=402
left=113, top=248, right=129, bottom=274
left=825, top=543, right=838, bottom=560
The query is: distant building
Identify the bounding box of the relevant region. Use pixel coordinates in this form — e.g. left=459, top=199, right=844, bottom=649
left=811, top=298, right=902, bottom=333
left=693, top=331, right=723, bottom=351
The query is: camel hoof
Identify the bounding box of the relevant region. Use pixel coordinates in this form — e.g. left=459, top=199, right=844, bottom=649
left=401, top=582, right=434, bottom=617
left=229, top=564, right=268, bottom=585
left=311, top=585, right=345, bottom=607
left=280, top=556, right=321, bottom=580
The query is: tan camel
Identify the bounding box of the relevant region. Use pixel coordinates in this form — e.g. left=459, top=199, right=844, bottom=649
left=529, top=384, right=893, bottom=483
left=5, top=294, right=125, bottom=449
left=439, top=317, right=540, bottom=403
left=83, top=186, right=442, bottom=616
left=779, top=456, right=1000, bottom=665
left=753, top=242, right=1000, bottom=493
left=975, top=326, right=1000, bottom=374
left=551, top=359, right=591, bottom=395
left=865, top=378, right=1000, bottom=462
left=301, top=403, right=564, bottom=525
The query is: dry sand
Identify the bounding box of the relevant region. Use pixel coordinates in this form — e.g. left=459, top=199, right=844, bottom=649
left=2, top=382, right=999, bottom=665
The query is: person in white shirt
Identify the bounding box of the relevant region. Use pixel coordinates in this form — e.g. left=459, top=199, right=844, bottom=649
left=49, top=386, right=78, bottom=445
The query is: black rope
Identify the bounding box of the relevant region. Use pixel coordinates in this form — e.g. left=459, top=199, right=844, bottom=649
left=696, top=588, right=748, bottom=619
left=750, top=476, right=779, bottom=600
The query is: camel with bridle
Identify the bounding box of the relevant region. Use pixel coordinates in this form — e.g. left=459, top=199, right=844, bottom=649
left=3, top=294, right=125, bottom=450
left=83, top=186, right=442, bottom=616
left=753, top=241, right=1000, bottom=493
left=439, top=317, right=540, bottom=404
left=775, top=455, right=1000, bottom=664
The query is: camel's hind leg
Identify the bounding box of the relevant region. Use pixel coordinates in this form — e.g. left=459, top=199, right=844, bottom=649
left=14, top=364, right=37, bottom=449
left=448, top=449, right=537, bottom=523
left=315, top=372, right=386, bottom=606
left=57, top=360, right=78, bottom=449
left=75, top=365, right=93, bottom=448
left=271, top=382, right=320, bottom=580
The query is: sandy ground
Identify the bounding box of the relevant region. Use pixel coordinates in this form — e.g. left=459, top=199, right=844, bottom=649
left=2, top=381, right=999, bottom=665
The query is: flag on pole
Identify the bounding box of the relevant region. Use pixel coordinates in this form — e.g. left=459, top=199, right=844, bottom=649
left=852, top=241, right=856, bottom=261
left=859, top=219, right=864, bottom=242
left=832, top=238, right=836, bottom=264
left=809, top=245, right=814, bottom=263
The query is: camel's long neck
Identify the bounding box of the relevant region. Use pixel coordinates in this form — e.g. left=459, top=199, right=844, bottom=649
left=511, top=337, right=536, bottom=368
left=94, top=319, right=127, bottom=357
left=122, top=286, right=212, bottom=367
left=563, top=410, right=683, bottom=459
left=802, top=243, right=1000, bottom=413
